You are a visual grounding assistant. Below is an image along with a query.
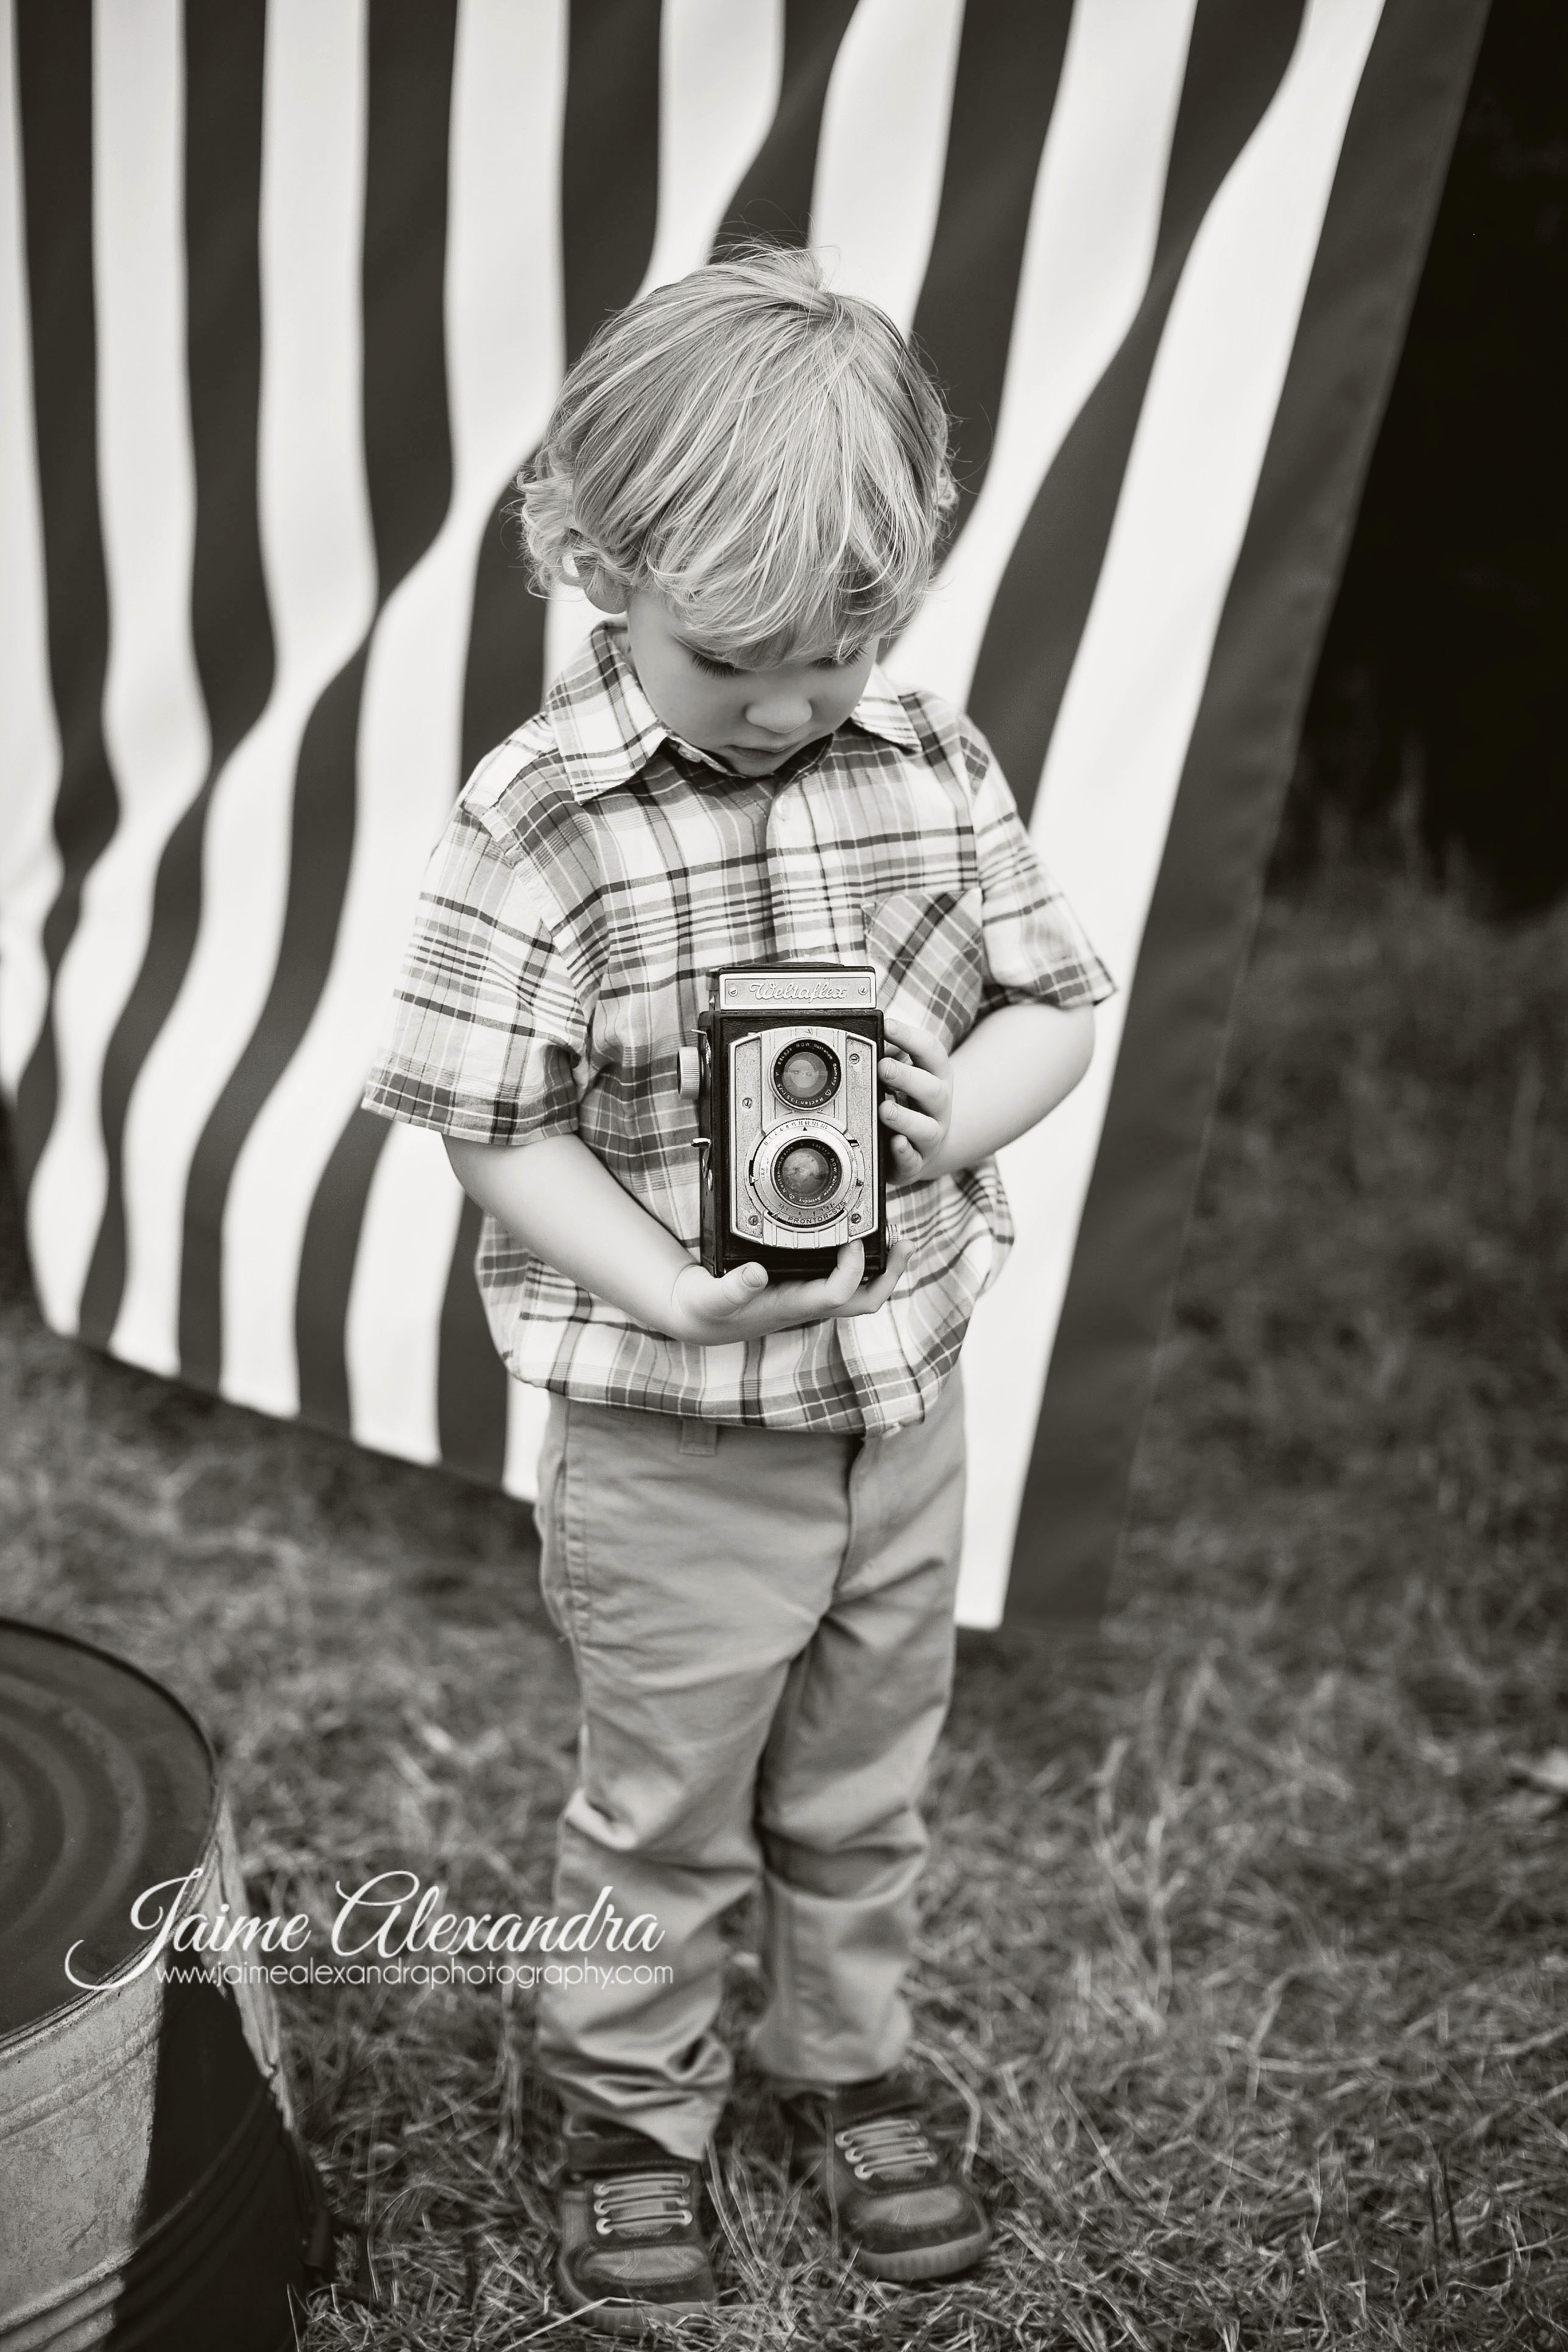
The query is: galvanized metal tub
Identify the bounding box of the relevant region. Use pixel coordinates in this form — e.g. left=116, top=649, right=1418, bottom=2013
left=0, top=1620, right=327, bottom=2348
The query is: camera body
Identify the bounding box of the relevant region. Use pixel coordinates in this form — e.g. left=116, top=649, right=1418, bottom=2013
left=680, top=965, right=888, bottom=1280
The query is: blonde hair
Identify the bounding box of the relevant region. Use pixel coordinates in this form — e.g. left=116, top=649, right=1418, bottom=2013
left=518, top=244, right=955, bottom=663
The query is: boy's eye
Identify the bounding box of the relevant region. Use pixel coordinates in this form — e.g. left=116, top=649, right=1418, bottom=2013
left=682, top=643, right=866, bottom=679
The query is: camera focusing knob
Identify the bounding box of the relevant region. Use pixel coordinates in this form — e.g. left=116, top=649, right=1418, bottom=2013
left=677, top=1046, right=701, bottom=1102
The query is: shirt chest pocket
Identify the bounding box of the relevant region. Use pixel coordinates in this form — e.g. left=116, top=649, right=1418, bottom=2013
left=861, top=885, right=985, bottom=1050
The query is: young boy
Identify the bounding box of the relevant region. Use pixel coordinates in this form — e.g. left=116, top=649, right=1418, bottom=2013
left=364, top=245, right=1111, bottom=2331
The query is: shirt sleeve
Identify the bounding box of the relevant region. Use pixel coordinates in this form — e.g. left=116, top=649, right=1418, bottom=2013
left=361, top=802, right=587, bottom=1144
left=967, top=726, right=1115, bottom=1013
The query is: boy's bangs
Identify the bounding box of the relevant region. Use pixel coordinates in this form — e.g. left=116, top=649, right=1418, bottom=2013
left=670, top=578, right=907, bottom=674
left=639, top=355, right=944, bottom=666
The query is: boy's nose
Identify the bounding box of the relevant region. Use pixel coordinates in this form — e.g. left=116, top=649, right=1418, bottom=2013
left=743, top=686, right=814, bottom=735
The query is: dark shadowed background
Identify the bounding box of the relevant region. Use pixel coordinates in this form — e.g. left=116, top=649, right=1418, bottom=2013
left=1277, top=0, right=1566, bottom=912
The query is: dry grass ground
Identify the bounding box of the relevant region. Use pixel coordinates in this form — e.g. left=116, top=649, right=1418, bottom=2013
left=2, top=863, right=1566, bottom=2348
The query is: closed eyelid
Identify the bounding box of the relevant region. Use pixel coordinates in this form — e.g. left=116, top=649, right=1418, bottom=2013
left=681, top=643, right=865, bottom=677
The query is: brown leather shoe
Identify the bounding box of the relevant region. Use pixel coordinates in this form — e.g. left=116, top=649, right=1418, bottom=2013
left=555, top=2116, right=717, bottom=2336
left=779, top=2069, right=992, bottom=2283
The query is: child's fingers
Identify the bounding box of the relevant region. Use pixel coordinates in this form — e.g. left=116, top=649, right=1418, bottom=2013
left=881, top=1013, right=946, bottom=1072
left=880, top=1093, right=939, bottom=1131
left=716, top=1231, right=908, bottom=1332
left=686, top=1227, right=911, bottom=1334
left=878, top=1053, right=944, bottom=1108
left=840, top=1230, right=909, bottom=1313
left=744, top=1243, right=864, bottom=1329
left=819, top=1240, right=869, bottom=1308
left=880, top=1098, right=941, bottom=1150
left=701, top=1260, right=770, bottom=1319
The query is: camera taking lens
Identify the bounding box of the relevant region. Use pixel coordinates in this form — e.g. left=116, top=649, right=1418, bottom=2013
left=772, top=1042, right=840, bottom=1108
left=775, top=1140, right=842, bottom=1206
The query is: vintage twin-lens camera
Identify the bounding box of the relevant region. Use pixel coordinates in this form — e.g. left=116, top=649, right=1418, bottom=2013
left=679, top=965, right=888, bottom=1280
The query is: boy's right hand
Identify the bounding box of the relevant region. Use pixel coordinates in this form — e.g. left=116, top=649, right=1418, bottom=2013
left=666, top=1234, right=909, bottom=1344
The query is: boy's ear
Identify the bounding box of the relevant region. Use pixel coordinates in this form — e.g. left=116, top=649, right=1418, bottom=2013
left=562, top=524, right=627, bottom=614
left=580, top=562, right=629, bottom=616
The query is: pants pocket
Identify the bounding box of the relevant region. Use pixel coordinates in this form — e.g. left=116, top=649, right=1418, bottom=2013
left=534, top=1400, right=580, bottom=1644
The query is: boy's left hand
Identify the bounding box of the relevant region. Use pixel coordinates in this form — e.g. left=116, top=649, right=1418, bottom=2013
left=878, top=1013, right=953, bottom=1185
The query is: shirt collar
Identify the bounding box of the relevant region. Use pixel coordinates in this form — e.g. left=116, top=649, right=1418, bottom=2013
left=547, top=620, right=922, bottom=803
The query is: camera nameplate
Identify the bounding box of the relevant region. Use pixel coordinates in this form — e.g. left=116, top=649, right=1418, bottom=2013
left=716, top=971, right=875, bottom=1012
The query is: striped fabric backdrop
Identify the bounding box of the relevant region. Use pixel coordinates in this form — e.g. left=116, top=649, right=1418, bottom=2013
left=0, top=0, right=1486, bottom=1625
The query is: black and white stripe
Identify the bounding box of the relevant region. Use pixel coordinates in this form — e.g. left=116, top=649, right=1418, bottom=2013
left=0, top=0, right=1488, bottom=1622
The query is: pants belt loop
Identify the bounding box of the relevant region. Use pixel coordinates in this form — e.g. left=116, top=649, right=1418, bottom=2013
left=678, top=1418, right=719, bottom=1457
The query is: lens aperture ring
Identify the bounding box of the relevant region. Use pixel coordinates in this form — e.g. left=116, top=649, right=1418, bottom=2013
left=748, top=1119, right=857, bottom=1229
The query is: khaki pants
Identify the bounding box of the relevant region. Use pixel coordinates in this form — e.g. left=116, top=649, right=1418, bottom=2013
left=532, top=1369, right=966, bottom=2161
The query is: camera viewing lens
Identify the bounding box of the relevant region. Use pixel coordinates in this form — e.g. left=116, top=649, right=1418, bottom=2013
left=773, top=1042, right=840, bottom=1107
left=774, top=1141, right=842, bottom=1206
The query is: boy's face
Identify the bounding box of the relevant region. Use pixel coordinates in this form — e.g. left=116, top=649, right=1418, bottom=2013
left=615, top=589, right=877, bottom=779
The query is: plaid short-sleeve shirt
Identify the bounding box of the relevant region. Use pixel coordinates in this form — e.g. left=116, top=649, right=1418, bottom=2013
left=364, top=621, right=1113, bottom=1433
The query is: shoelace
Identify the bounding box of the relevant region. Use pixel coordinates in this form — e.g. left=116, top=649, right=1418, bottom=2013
left=592, top=2169, right=694, bottom=2238
left=834, top=2114, right=940, bottom=2183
